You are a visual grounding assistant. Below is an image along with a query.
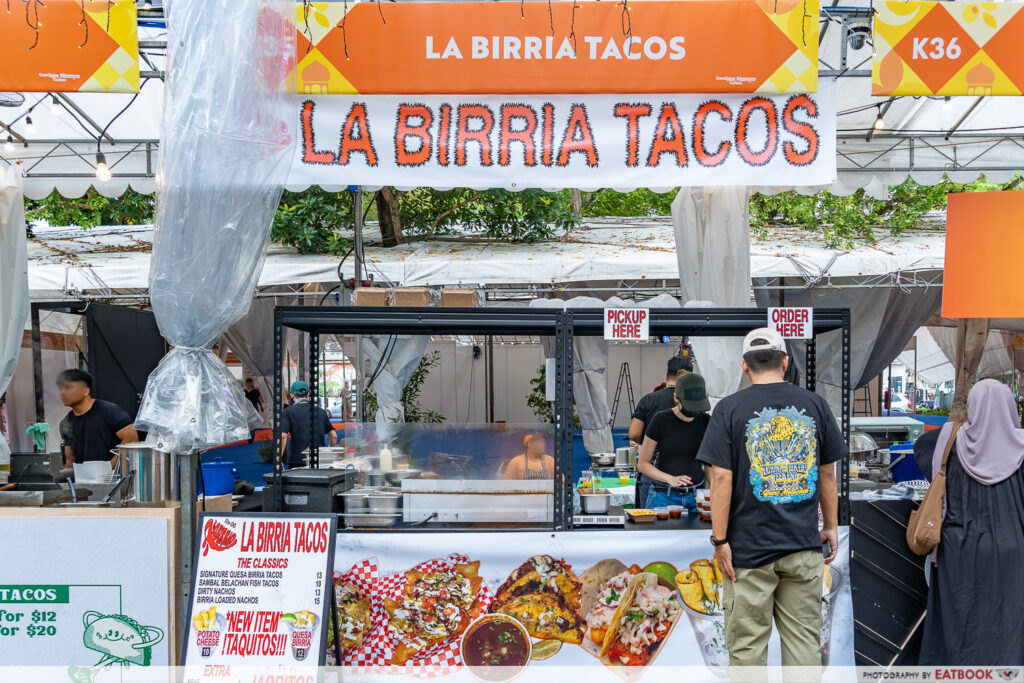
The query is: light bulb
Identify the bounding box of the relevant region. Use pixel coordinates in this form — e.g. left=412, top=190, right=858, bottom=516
left=873, top=115, right=885, bottom=130
left=95, top=152, right=112, bottom=182
left=943, top=96, right=952, bottom=111
left=4, top=136, right=13, bottom=152
left=49, top=97, right=61, bottom=117
left=24, top=116, right=35, bottom=134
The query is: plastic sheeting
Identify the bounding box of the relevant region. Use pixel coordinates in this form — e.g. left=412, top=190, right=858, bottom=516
left=134, top=0, right=295, bottom=452
left=898, top=328, right=956, bottom=387
left=363, top=336, right=430, bottom=442
left=0, top=167, right=30, bottom=467
left=672, top=187, right=751, bottom=404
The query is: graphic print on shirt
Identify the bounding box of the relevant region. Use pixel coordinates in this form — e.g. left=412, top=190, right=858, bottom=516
left=745, top=407, right=818, bottom=504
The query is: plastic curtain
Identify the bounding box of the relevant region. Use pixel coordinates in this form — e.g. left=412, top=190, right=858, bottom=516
left=0, top=167, right=29, bottom=468
left=364, top=336, right=430, bottom=442
left=672, top=187, right=751, bottom=405
left=134, top=0, right=294, bottom=452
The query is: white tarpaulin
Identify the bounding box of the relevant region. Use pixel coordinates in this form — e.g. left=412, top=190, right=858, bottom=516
left=0, top=166, right=30, bottom=468
left=364, top=336, right=430, bottom=442
left=673, top=187, right=751, bottom=404
left=289, top=84, right=837, bottom=190
left=898, top=328, right=956, bottom=387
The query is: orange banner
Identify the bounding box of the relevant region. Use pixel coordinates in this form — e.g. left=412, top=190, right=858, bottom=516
left=0, top=0, right=139, bottom=93
left=943, top=191, right=1024, bottom=318
left=873, top=1, right=1024, bottom=95
left=293, top=0, right=818, bottom=95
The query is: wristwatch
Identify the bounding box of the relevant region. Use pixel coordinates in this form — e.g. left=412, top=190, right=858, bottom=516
left=710, top=535, right=728, bottom=547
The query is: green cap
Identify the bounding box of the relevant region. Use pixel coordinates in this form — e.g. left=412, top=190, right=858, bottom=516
left=290, top=380, right=310, bottom=397
left=675, top=372, right=710, bottom=413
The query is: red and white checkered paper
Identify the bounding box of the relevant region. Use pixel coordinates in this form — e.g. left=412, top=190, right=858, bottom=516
left=331, top=553, right=492, bottom=677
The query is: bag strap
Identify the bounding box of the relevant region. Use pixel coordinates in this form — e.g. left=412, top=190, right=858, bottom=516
left=939, top=422, right=963, bottom=473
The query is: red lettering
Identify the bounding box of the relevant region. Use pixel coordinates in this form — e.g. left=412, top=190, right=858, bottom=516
left=437, top=104, right=452, bottom=167
left=498, top=104, right=538, bottom=167
left=736, top=97, right=778, bottom=167
left=541, top=103, right=555, bottom=167
left=557, top=105, right=599, bottom=167
left=300, top=101, right=335, bottom=164
left=782, top=94, right=819, bottom=166
left=692, top=100, right=732, bottom=167
left=614, top=103, right=652, bottom=167
left=647, top=103, right=688, bottom=167
left=338, top=103, right=378, bottom=166
left=455, top=105, right=494, bottom=166
left=395, top=104, right=433, bottom=167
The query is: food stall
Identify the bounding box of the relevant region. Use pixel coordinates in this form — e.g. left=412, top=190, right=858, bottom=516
left=253, top=304, right=857, bottom=676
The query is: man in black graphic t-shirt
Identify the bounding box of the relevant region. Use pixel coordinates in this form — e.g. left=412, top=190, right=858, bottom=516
left=697, top=328, right=846, bottom=668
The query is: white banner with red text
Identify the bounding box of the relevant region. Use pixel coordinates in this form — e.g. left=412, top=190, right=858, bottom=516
left=288, top=82, right=837, bottom=190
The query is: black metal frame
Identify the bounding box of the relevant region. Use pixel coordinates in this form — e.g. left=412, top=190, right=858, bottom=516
left=271, top=305, right=853, bottom=527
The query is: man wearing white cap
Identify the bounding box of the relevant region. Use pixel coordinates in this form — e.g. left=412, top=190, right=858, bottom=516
left=696, top=328, right=846, bottom=668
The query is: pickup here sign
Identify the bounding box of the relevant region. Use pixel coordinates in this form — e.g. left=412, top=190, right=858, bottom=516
left=768, top=307, right=813, bottom=339
left=604, top=308, right=649, bottom=341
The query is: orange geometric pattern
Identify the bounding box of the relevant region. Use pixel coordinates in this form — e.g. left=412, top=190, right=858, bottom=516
left=873, top=1, right=1024, bottom=95
left=292, top=0, right=819, bottom=95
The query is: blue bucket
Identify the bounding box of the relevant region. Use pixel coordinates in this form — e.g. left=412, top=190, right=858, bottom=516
left=889, top=443, right=925, bottom=482
left=200, top=457, right=236, bottom=496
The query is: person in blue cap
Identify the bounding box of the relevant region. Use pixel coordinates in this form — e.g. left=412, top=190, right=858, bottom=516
left=280, top=380, right=337, bottom=468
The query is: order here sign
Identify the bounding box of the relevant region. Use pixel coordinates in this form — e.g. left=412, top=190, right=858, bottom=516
left=605, top=308, right=649, bottom=341
left=768, top=307, right=813, bottom=339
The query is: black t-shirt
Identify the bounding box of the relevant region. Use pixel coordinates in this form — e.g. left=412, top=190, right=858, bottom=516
left=633, top=387, right=676, bottom=462
left=281, top=401, right=334, bottom=464
left=696, top=382, right=847, bottom=569
left=644, top=409, right=710, bottom=483
left=244, top=387, right=263, bottom=411
left=66, top=400, right=133, bottom=464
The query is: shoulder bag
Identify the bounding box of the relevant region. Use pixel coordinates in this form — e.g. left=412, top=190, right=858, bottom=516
left=906, top=422, right=961, bottom=556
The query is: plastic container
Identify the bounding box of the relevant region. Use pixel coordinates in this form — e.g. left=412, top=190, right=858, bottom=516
left=668, top=505, right=683, bottom=519
left=655, top=507, right=669, bottom=520
left=199, top=458, right=236, bottom=496
left=889, top=442, right=925, bottom=483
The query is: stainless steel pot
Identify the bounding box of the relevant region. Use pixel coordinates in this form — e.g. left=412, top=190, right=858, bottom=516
left=590, top=453, right=616, bottom=467
left=366, top=492, right=402, bottom=514
left=367, top=470, right=386, bottom=487
left=580, top=490, right=611, bottom=514
left=385, top=469, right=421, bottom=486
left=116, top=442, right=181, bottom=502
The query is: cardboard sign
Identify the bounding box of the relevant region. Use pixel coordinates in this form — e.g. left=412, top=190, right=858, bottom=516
left=604, top=308, right=649, bottom=340
left=769, top=307, right=813, bottom=339
left=292, top=0, right=819, bottom=95
left=873, top=1, right=1024, bottom=95
left=943, top=191, right=1024, bottom=317
left=290, top=84, right=838, bottom=190
left=183, top=513, right=336, bottom=667
left=0, top=0, right=139, bottom=93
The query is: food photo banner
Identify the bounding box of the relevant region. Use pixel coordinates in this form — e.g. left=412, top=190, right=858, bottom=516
left=329, top=529, right=854, bottom=675
left=0, top=0, right=139, bottom=93
left=289, top=83, right=837, bottom=190
left=873, top=0, right=1024, bottom=95
left=292, top=0, right=819, bottom=95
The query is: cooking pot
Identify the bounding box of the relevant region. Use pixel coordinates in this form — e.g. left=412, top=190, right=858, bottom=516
left=367, top=470, right=386, bottom=487
left=116, top=443, right=181, bottom=502
left=590, top=453, right=616, bottom=467
left=580, top=490, right=611, bottom=514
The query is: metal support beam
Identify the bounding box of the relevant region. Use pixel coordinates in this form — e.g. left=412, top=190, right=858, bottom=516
left=30, top=304, right=44, bottom=426
left=945, top=97, right=985, bottom=140
left=57, top=94, right=115, bottom=144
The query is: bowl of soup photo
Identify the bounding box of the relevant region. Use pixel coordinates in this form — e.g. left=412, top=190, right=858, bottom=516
left=460, top=614, right=533, bottom=682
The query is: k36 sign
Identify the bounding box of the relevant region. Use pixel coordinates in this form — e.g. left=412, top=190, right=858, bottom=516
left=288, top=83, right=837, bottom=189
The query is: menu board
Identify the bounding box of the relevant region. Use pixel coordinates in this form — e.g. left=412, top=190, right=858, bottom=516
left=183, top=513, right=336, bottom=667
left=0, top=509, right=174, bottom=680
left=331, top=528, right=854, bottom=678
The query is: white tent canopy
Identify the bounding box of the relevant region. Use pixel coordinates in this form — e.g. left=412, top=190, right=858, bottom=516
left=3, top=0, right=1024, bottom=198
left=26, top=217, right=946, bottom=297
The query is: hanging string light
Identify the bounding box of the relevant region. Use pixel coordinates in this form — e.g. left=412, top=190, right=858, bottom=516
left=339, top=0, right=350, bottom=60
left=547, top=0, right=554, bottom=36
left=943, top=96, right=953, bottom=111
left=106, top=0, right=113, bottom=32
left=94, top=152, right=111, bottom=182
left=4, top=136, right=13, bottom=153
left=301, top=0, right=313, bottom=55
left=873, top=105, right=885, bottom=130
left=78, top=0, right=89, bottom=48
left=49, top=95, right=61, bottom=117
left=25, top=0, right=42, bottom=50
left=619, top=0, right=632, bottom=41
left=569, top=1, right=579, bottom=56
left=375, top=0, right=386, bottom=25
left=24, top=116, right=35, bottom=134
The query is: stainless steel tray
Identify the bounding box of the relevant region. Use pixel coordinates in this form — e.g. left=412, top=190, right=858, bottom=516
left=340, top=512, right=402, bottom=528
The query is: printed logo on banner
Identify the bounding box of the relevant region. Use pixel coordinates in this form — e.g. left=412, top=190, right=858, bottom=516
left=201, top=518, right=239, bottom=556
left=289, top=84, right=838, bottom=190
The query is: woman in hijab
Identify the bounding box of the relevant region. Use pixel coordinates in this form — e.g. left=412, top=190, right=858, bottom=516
left=912, top=379, right=1024, bottom=665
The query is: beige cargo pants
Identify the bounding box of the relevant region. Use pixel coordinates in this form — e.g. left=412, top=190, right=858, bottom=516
left=722, top=549, right=824, bottom=667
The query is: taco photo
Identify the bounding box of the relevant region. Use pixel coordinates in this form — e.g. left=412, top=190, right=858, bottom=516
left=328, top=580, right=373, bottom=656
left=488, top=555, right=585, bottom=645
left=384, top=560, right=485, bottom=664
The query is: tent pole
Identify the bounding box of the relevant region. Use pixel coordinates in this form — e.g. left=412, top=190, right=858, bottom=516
left=353, top=188, right=365, bottom=423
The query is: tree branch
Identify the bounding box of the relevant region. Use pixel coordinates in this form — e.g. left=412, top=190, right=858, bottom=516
left=428, top=191, right=481, bottom=237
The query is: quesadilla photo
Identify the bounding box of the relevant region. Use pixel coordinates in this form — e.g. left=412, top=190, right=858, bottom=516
left=489, top=555, right=585, bottom=644
left=384, top=560, right=484, bottom=664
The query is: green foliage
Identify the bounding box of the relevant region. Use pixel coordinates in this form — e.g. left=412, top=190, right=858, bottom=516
left=24, top=188, right=154, bottom=234
left=578, top=188, right=678, bottom=217
left=749, top=176, right=1008, bottom=249
left=364, top=351, right=445, bottom=424
left=394, top=188, right=580, bottom=242
left=272, top=187, right=353, bottom=255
